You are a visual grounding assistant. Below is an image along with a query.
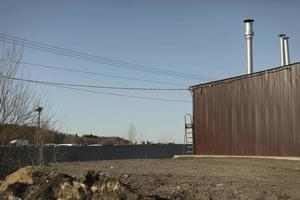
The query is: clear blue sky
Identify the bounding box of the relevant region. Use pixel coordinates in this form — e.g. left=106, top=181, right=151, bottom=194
left=1, top=0, right=299, bottom=143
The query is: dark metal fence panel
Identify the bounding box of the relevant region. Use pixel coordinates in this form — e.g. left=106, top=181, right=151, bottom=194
left=192, top=63, right=300, bottom=156
left=0, top=144, right=184, bottom=179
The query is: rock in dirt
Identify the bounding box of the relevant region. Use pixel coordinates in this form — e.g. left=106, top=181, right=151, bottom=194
left=0, top=166, right=35, bottom=193
left=216, top=183, right=223, bottom=187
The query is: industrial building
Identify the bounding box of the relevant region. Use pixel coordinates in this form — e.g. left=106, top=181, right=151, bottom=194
left=190, top=62, right=300, bottom=156
left=187, top=19, right=300, bottom=156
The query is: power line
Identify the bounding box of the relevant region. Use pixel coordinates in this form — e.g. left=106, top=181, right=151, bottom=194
left=0, top=76, right=188, bottom=91
left=1, top=38, right=201, bottom=81
left=0, top=36, right=202, bottom=80
left=47, top=84, right=191, bottom=103
left=0, top=59, right=188, bottom=87
left=0, top=33, right=212, bottom=81
left=0, top=76, right=191, bottom=103
left=1, top=33, right=210, bottom=80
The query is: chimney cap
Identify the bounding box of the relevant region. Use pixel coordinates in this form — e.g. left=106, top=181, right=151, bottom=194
left=284, top=36, right=290, bottom=39
left=243, top=19, right=254, bottom=23
left=278, top=34, right=286, bottom=37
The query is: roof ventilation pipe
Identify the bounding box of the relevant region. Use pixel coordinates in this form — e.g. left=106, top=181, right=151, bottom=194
left=284, top=36, right=290, bottom=65
left=243, top=19, right=254, bottom=74
left=279, top=34, right=286, bottom=66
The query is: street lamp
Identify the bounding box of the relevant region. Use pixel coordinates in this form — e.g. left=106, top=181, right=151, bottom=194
left=34, top=106, right=43, bottom=147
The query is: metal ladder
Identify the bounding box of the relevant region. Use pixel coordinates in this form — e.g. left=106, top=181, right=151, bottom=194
left=183, top=114, right=193, bottom=155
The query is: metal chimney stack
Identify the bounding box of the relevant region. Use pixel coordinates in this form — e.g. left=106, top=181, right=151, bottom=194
left=243, top=19, right=254, bottom=74
left=284, top=36, right=290, bottom=65
left=279, top=34, right=286, bottom=66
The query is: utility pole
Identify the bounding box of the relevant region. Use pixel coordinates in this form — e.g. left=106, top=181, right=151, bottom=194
left=34, top=106, right=43, bottom=147
left=34, top=106, right=43, bottom=165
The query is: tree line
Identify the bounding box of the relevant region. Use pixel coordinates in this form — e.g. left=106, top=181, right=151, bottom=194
left=0, top=123, right=130, bottom=145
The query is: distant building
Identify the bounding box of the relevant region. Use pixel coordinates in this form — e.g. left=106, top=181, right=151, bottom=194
left=9, top=139, right=29, bottom=147
left=190, top=62, right=300, bottom=156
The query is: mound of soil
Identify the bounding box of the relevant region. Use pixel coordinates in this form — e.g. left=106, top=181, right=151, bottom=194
left=0, top=168, right=162, bottom=200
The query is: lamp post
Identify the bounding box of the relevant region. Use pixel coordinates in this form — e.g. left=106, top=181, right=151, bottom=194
left=34, top=106, right=43, bottom=147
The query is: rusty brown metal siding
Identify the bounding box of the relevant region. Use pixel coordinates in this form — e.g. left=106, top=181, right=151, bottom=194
left=192, top=63, right=300, bottom=156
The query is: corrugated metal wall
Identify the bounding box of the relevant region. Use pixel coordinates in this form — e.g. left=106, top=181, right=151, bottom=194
left=192, top=63, right=300, bottom=156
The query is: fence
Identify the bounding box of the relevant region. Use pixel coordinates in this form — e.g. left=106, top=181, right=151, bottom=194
left=0, top=144, right=183, bottom=179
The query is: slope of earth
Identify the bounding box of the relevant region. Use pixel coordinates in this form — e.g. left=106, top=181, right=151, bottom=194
left=1, top=157, right=300, bottom=199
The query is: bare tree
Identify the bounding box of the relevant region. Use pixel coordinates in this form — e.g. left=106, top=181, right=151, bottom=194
left=127, top=123, right=137, bottom=144
left=0, top=42, right=35, bottom=125
left=0, top=42, right=60, bottom=165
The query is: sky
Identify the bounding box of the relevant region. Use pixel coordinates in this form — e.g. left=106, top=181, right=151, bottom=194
left=0, top=0, right=300, bottom=143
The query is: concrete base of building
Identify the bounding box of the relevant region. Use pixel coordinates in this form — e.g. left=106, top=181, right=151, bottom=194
left=173, top=155, right=300, bottom=161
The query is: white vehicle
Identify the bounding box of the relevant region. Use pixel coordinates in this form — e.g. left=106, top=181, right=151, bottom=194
left=9, top=139, right=29, bottom=147
left=87, top=144, right=103, bottom=146
left=56, top=144, right=80, bottom=147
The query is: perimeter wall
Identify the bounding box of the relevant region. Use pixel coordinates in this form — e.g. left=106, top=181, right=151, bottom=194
left=0, top=144, right=183, bottom=179
left=192, top=63, right=300, bottom=156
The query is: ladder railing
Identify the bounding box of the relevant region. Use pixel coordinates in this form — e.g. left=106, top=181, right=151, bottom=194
left=183, top=114, right=193, bottom=155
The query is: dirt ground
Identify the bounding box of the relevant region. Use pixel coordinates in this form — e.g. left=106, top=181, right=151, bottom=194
left=48, top=157, right=300, bottom=199
left=1, top=157, right=300, bottom=199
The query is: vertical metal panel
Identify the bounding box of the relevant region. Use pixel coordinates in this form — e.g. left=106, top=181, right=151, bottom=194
left=192, top=63, right=300, bottom=156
